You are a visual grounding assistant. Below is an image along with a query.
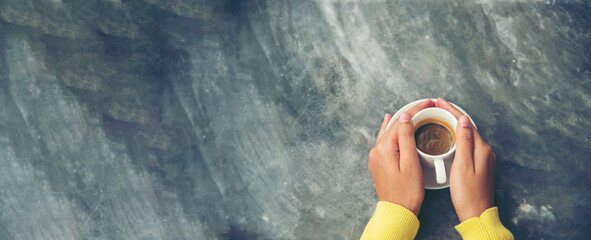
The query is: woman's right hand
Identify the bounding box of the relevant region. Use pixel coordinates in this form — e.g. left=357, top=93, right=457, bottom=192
left=436, top=98, right=496, bottom=222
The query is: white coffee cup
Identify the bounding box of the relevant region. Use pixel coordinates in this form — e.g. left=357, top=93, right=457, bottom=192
left=412, top=108, right=458, bottom=184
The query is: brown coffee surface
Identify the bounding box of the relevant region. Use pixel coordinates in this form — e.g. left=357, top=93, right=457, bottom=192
left=415, top=123, right=454, bottom=155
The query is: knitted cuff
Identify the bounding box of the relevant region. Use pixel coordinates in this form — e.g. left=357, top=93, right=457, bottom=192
left=361, top=201, right=420, bottom=240
left=455, top=207, right=514, bottom=240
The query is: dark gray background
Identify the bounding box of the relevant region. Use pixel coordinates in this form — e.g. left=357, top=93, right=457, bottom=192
left=0, top=0, right=589, bottom=239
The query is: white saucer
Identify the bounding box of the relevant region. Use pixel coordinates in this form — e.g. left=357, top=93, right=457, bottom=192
left=386, top=98, right=475, bottom=190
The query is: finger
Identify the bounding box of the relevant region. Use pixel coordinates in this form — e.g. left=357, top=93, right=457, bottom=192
left=476, top=144, right=495, bottom=173
left=385, top=99, right=435, bottom=140
left=381, top=99, right=435, bottom=147
left=454, top=115, right=475, bottom=172
left=406, top=99, right=435, bottom=116
left=397, top=112, right=421, bottom=172
left=381, top=114, right=400, bottom=147
left=436, top=98, right=485, bottom=144
left=492, top=152, right=497, bottom=164
left=377, top=114, right=392, bottom=143
left=435, top=98, right=463, bottom=119
left=491, top=151, right=497, bottom=172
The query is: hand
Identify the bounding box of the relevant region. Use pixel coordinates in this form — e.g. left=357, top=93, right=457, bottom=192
left=436, top=98, right=496, bottom=222
left=368, top=99, right=435, bottom=216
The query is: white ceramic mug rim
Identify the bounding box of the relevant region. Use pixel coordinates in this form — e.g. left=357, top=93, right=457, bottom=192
left=413, top=108, right=457, bottom=158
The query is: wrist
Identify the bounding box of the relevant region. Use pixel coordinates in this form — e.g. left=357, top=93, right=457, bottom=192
left=408, top=203, right=421, bottom=217
left=456, top=204, right=493, bottom=222
left=381, top=200, right=421, bottom=217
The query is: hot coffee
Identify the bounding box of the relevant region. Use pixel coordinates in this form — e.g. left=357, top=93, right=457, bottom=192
left=414, top=118, right=455, bottom=155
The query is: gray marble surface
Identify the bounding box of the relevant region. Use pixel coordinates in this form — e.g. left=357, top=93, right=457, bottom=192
left=0, top=0, right=590, bottom=239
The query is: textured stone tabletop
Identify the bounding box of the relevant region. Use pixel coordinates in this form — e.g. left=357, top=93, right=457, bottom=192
left=0, top=0, right=589, bottom=239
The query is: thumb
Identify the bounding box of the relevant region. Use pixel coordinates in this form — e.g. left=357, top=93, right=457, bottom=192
left=454, top=115, right=474, bottom=171
left=397, top=112, right=420, bottom=171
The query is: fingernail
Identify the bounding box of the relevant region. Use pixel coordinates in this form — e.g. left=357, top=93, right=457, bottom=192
left=400, top=112, right=410, bottom=123
left=384, top=114, right=388, bottom=121
left=459, top=115, right=471, bottom=127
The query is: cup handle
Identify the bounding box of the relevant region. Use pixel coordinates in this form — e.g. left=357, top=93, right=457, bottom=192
left=434, top=158, right=446, bottom=184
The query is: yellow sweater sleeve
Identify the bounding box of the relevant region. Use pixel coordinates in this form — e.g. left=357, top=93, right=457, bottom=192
left=360, top=201, right=419, bottom=240
left=455, top=207, right=514, bottom=240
